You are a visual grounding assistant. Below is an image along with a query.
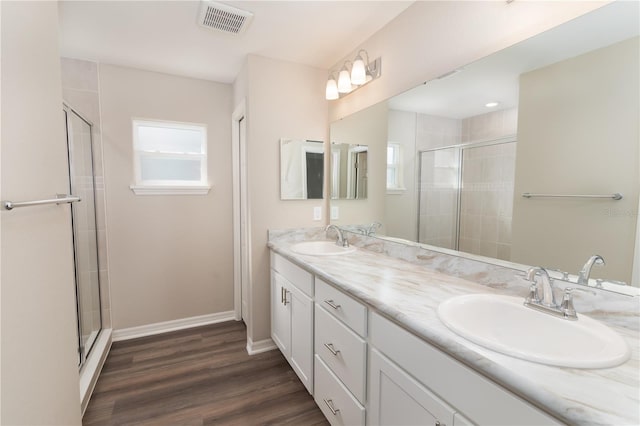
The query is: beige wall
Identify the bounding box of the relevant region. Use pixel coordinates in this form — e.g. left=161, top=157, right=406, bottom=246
left=60, top=58, right=112, bottom=329
left=329, top=1, right=606, bottom=121
left=330, top=102, right=388, bottom=226
left=98, top=64, right=234, bottom=329
left=1, top=2, right=82, bottom=424
left=512, top=37, right=639, bottom=283
left=385, top=110, right=417, bottom=240
left=242, top=55, right=328, bottom=342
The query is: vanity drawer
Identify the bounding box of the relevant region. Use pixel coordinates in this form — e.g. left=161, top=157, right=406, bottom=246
left=271, top=253, right=313, bottom=296
left=315, top=277, right=367, bottom=336
left=315, top=303, right=367, bottom=404
left=314, top=355, right=365, bottom=426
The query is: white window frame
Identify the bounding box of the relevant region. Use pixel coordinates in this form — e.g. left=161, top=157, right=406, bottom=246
left=386, top=142, right=406, bottom=194
left=129, top=118, right=211, bottom=195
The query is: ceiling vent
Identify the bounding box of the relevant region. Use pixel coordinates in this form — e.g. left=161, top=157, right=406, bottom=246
left=197, top=1, right=253, bottom=36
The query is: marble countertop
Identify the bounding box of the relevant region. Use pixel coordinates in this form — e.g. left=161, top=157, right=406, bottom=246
left=268, top=233, right=640, bottom=426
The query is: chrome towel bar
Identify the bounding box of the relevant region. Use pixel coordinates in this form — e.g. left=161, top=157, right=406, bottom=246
left=522, top=192, right=622, bottom=200
left=2, top=194, right=81, bottom=211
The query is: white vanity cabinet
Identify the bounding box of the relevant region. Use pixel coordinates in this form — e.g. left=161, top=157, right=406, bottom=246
left=269, top=248, right=564, bottom=425
left=270, top=253, right=314, bottom=393
left=314, top=278, right=368, bottom=425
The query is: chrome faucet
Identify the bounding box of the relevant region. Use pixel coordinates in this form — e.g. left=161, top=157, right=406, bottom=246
left=525, top=267, right=556, bottom=307
left=326, top=224, right=349, bottom=248
left=523, top=266, right=595, bottom=320
left=576, top=255, right=605, bottom=286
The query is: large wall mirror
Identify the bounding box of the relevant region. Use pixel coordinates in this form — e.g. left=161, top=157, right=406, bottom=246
left=330, top=143, right=369, bottom=200
left=329, top=2, right=639, bottom=288
left=280, top=138, right=324, bottom=200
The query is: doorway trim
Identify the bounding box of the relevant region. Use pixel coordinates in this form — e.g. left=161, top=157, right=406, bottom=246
left=232, top=100, right=249, bottom=323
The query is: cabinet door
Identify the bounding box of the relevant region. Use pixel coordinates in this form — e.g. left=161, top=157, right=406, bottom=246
left=289, top=284, right=314, bottom=393
left=271, top=270, right=291, bottom=357
left=368, top=348, right=456, bottom=426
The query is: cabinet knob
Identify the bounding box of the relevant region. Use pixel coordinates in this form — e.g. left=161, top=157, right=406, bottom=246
left=323, top=398, right=340, bottom=415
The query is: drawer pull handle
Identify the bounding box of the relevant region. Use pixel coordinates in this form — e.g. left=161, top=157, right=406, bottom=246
left=283, top=290, right=290, bottom=305
left=323, top=343, right=340, bottom=356
left=324, top=299, right=341, bottom=310
left=281, top=287, right=285, bottom=304
left=323, top=398, right=340, bottom=415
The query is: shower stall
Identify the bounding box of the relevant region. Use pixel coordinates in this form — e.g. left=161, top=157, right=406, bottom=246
left=418, top=138, right=517, bottom=261
left=63, top=104, right=103, bottom=367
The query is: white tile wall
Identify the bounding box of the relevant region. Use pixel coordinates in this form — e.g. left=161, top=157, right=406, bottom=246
left=61, top=57, right=112, bottom=329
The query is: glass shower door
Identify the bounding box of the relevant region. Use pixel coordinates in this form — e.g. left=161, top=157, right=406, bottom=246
left=64, top=106, right=102, bottom=366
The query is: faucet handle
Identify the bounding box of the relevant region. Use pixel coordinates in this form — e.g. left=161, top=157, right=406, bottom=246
left=525, top=283, right=540, bottom=304
left=560, top=287, right=597, bottom=320
left=560, top=289, right=577, bottom=319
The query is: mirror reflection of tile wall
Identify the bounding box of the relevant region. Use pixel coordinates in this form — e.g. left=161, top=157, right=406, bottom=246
left=418, top=148, right=460, bottom=249
left=459, top=142, right=516, bottom=260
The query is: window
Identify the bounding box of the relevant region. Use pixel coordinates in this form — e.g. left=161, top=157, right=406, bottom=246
left=386, top=143, right=405, bottom=193
left=130, top=119, right=210, bottom=195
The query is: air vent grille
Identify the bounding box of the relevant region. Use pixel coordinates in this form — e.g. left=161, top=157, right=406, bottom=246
left=198, top=1, right=253, bottom=35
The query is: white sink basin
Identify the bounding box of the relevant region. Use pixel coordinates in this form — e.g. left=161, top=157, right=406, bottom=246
left=437, top=294, right=630, bottom=368
left=290, top=241, right=356, bottom=256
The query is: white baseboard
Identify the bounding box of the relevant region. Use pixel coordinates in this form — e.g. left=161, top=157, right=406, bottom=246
left=112, top=311, right=236, bottom=342
left=247, top=337, right=277, bottom=355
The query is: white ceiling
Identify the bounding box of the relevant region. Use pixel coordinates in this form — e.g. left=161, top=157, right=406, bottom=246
left=388, top=1, right=639, bottom=120
left=58, top=1, right=414, bottom=83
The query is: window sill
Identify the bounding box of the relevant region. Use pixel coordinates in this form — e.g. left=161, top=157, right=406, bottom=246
left=386, top=188, right=407, bottom=195
left=129, top=185, right=211, bottom=195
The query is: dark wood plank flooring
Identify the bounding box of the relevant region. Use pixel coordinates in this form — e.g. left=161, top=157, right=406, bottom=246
left=83, top=321, right=328, bottom=425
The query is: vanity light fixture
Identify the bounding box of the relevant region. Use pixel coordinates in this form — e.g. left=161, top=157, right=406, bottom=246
left=325, top=49, right=381, bottom=100
left=337, top=64, right=353, bottom=93
left=325, top=74, right=339, bottom=100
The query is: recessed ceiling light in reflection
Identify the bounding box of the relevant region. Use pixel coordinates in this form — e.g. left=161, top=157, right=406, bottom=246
left=485, top=102, right=500, bottom=108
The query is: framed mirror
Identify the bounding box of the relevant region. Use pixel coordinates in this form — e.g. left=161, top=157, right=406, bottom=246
left=280, top=138, right=324, bottom=200
left=330, top=2, right=639, bottom=288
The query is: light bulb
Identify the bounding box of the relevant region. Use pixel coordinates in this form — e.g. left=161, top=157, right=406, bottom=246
left=337, top=67, right=352, bottom=93
left=325, top=77, right=339, bottom=100
left=351, top=55, right=366, bottom=85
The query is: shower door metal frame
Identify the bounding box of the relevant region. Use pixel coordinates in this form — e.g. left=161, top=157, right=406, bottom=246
left=63, top=103, right=103, bottom=367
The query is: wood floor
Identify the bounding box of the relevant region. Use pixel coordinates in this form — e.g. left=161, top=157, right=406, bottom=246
left=83, top=321, right=328, bottom=425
